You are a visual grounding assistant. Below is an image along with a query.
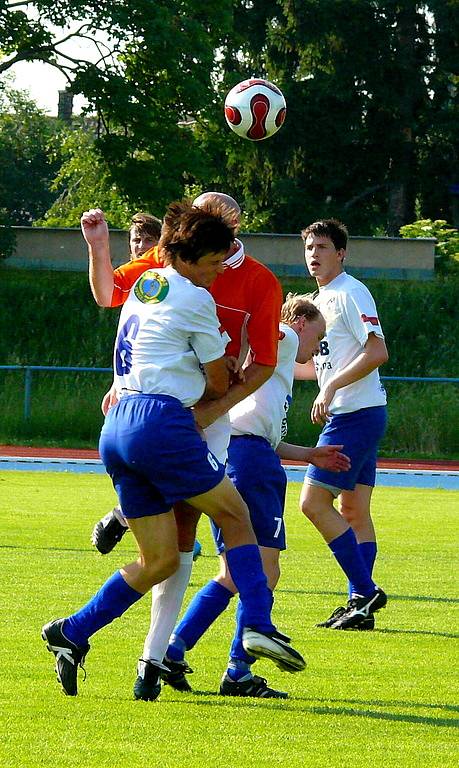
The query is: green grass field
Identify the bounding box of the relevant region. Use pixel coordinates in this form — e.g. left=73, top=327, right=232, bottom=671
left=0, top=472, right=458, bottom=768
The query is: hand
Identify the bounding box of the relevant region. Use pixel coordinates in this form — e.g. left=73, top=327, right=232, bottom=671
left=81, top=208, right=109, bottom=247
left=310, top=385, right=335, bottom=424
left=308, top=445, right=351, bottom=472
left=101, top=383, right=119, bottom=415
left=225, top=356, right=245, bottom=385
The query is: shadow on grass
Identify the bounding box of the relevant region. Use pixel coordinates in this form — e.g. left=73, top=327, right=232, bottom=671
left=277, top=587, right=459, bottom=604
left=165, top=690, right=459, bottom=727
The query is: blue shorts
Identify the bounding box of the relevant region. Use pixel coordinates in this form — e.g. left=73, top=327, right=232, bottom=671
left=305, top=406, right=387, bottom=493
left=99, top=394, right=225, bottom=518
left=211, top=434, right=287, bottom=553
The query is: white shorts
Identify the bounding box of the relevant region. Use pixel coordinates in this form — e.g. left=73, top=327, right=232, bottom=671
left=203, top=413, right=231, bottom=465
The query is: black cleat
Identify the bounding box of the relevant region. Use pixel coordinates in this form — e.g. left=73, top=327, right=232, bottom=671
left=316, top=605, right=347, bottom=628
left=219, top=673, right=288, bottom=699
left=242, top=628, right=306, bottom=673
left=42, top=618, right=89, bottom=696
left=330, top=589, right=387, bottom=630
left=133, top=659, right=162, bottom=701
left=161, top=656, right=193, bottom=692
left=91, top=508, right=128, bottom=554
left=356, top=615, right=375, bottom=631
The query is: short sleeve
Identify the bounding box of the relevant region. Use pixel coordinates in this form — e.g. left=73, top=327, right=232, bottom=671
left=341, top=285, right=384, bottom=346
left=189, top=294, right=226, bottom=364
left=111, top=249, right=164, bottom=306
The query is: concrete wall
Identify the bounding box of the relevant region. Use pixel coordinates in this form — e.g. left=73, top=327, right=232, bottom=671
left=3, top=226, right=436, bottom=280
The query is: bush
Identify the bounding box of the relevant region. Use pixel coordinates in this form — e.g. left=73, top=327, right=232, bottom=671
left=399, top=219, right=459, bottom=274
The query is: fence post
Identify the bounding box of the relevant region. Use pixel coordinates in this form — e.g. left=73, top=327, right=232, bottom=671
left=24, top=367, right=33, bottom=421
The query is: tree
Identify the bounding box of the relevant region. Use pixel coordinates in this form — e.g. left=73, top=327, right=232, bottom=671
left=37, top=126, right=134, bottom=228
left=2, top=1, right=457, bottom=234
left=1, top=1, right=236, bottom=215
left=0, top=84, right=61, bottom=225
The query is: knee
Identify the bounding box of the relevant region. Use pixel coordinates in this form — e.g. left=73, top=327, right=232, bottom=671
left=177, top=525, right=197, bottom=551
left=215, top=500, right=250, bottom=530
left=141, top=549, right=180, bottom=588
left=339, top=501, right=355, bottom=526
left=300, top=497, right=320, bottom=525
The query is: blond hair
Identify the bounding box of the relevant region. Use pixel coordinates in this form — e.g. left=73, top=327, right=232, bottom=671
left=280, top=292, right=321, bottom=325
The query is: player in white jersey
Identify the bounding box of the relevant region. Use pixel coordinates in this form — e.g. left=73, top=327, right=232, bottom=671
left=41, top=201, right=306, bottom=697
left=164, top=295, right=351, bottom=698
left=297, top=218, right=389, bottom=630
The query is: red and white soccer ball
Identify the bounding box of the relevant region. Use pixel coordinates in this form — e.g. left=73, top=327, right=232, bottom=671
left=224, top=78, right=286, bottom=141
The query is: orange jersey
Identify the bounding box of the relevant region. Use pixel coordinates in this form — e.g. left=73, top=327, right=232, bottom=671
left=110, top=243, right=282, bottom=366
left=111, top=245, right=163, bottom=305
left=211, top=254, right=282, bottom=366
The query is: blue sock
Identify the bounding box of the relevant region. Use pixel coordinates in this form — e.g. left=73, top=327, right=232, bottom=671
left=227, top=657, right=252, bottom=682
left=328, top=528, right=376, bottom=597
left=167, top=580, right=234, bottom=660
left=225, top=544, right=275, bottom=633
left=349, top=541, right=378, bottom=598
left=63, top=571, right=143, bottom=647
left=229, top=596, right=272, bottom=665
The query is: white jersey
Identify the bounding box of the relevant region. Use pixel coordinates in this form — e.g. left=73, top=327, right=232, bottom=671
left=229, top=324, right=298, bottom=449
left=113, top=265, right=225, bottom=408
left=313, top=271, right=387, bottom=414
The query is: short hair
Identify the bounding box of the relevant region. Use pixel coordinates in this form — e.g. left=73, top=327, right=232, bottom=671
left=280, top=293, right=322, bottom=325
left=193, top=192, right=241, bottom=228
left=129, top=212, right=162, bottom=242
left=159, top=199, right=235, bottom=265
left=301, top=218, right=348, bottom=251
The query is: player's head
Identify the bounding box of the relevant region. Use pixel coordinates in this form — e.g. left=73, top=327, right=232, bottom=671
left=193, top=192, right=241, bottom=234
left=159, top=199, right=235, bottom=288
left=281, top=293, right=326, bottom=363
left=129, top=212, right=162, bottom=260
left=301, top=218, right=348, bottom=286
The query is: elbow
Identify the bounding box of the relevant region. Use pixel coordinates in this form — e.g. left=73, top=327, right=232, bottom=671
left=92, top=291, right=112, bottom=308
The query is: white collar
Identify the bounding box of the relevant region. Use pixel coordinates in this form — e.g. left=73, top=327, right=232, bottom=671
left=223, top=239, right=245, bottom=269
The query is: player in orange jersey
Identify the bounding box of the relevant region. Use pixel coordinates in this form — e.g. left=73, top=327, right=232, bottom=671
left=82, top=192, right=284, bottom=699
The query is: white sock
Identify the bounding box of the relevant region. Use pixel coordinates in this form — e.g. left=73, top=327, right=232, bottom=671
left=142, top=551, right=194, bottom=662
left=113, top=506, right=129, bottom=527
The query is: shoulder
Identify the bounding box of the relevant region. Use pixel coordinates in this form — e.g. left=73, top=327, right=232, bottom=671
left=115, top=249, right=164, bottom=278
left=278, top=323, right=299, bottom=355
left=243, top=255, right=282, bottom=293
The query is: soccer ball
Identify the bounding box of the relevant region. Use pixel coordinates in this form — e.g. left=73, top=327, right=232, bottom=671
left=224, top=78, right=286, bottom=141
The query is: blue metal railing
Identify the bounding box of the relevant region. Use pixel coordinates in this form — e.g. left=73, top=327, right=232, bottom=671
left=1, top=364, right=458, bottom=421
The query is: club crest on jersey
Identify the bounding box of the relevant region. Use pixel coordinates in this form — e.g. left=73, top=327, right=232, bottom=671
left=134, top=271, right=169, bottom=303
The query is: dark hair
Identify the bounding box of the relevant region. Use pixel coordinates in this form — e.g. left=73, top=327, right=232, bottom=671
left=159, top=200, right=235, bottom=264
left=301, top=218, right=348, bottom=251
left=129, top=212, right=162, bottom=241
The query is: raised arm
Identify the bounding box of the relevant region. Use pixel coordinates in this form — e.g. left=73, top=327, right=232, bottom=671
left=81, top=208, right=115, bottom=307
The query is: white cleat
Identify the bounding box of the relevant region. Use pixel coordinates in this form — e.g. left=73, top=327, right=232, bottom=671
left=242, top=628, right=306, bottom=673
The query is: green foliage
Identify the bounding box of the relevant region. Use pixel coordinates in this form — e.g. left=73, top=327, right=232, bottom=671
left=399, top=219, right=459, bottom=273
left=0, top=85, right=61, bottom=225
left=36, top=127, right=133, bottom=228
left=1, top=2, right=458, bottom=238
left=0, top=475, right=458, bottom=767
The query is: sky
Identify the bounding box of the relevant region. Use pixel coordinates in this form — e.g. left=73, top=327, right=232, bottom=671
left=9, top=60, right=87, bottom=115
left=5, top=9, right=104, bottom=116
